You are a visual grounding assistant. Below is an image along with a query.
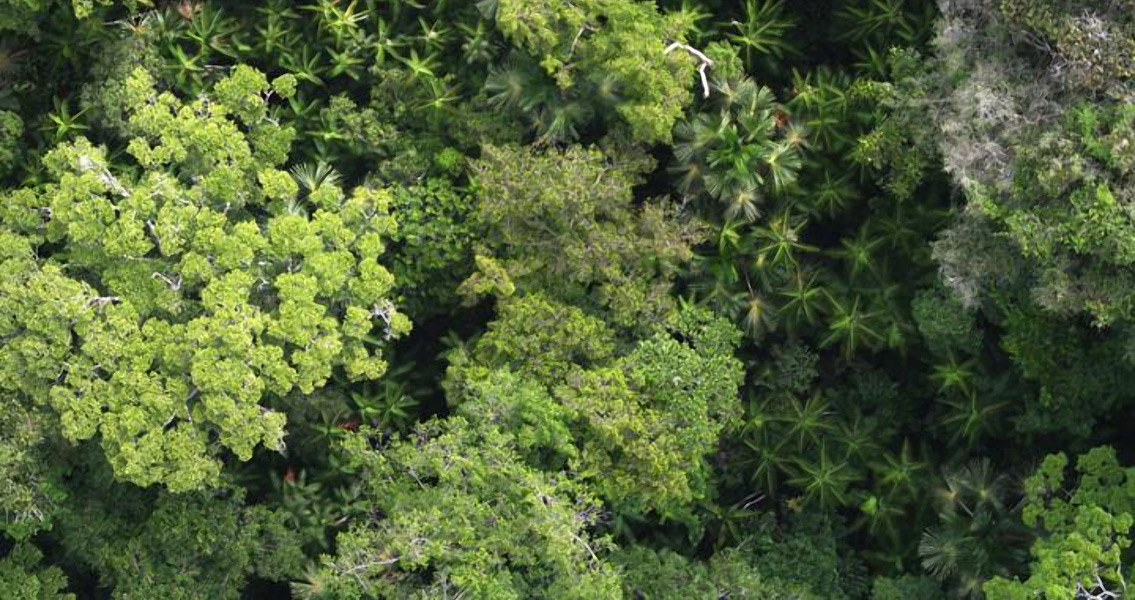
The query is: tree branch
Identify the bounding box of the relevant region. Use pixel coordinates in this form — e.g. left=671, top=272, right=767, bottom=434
left=665, top=42, right=715, bottom=98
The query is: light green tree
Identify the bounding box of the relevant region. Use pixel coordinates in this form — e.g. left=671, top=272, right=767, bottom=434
left=985, top=446, right=1135, bottom=599
left=0, top=66, right=408, bottom=491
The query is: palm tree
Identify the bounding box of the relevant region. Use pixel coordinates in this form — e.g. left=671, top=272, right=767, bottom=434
left=281, top=44, right=327, bottom=86
left=832, top=224, right=885, bottom=281
left=763, top=140, right=802, bottom=192
left=688, top=249, right=744, bottom=319
left=835, top=410, right=881, bottom=462
left=788, top=443, right=860, bottom=511
left=834, top=0, right=929, bottom=47
left=349, top=359, right=426, bottom=432
left=370, top=17, right=405, bottom=67
left=740, top=291, right=777, bottom=338
left=742, top=396, right=793, bottom=498
left=781, top=393, right=835, bottom=450
left=723, top=0, right=798, bottom=73
left=414, top=16, right=452, bottom=51
left=751, top=210, right=816, bottom=270
left=705, top=124, right=763, bottom=201
left=822, top=294, right=884, bottom=359
left=675, top=0, right=714, bottom=42
left=872, top=201, right=943, bottom=255
left=291, top=162, right=342, bottom=197
left=702, top=493, right=764, bottom=549
left=806, top=170, right=858, bottom=219
left=786, top=68, right=859, bottom=152
left=185, top=3, right=246, bottom=59
left=931, top=354, right=978, bottom=397
left=397, top=47, right=440, bottom=80
left=855, top=493, right=907, bottom=545
left=937, top=392, right=1007, bottom=448
left=304, top=0, right=368, bottom=48
left=255, top=0, right=302, bottom=58
left=483, top=60, right=540, bottom=110
left=671, top=77, right=799, bottom=218
left=326, top=45, right=365, bottom=80
left=42, top=98, right=89, bottom=143
left=870, top=439, right=928, bottom=502
left=534, top=99, right=587, bottom=144
left=919, top=460, right=1025, bottom=597
left=458, top=19, right=495, bottom=64
left=779, top=268, right=828, bottom=329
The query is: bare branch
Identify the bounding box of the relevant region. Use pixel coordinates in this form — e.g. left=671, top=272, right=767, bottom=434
left=665, top=42, right=715, bottom=98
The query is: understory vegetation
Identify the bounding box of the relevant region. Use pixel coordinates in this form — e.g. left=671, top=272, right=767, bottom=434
left=2, top=0, right=1135, bottom=598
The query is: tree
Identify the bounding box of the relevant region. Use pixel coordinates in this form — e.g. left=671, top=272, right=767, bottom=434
left=615, top=544, right=827, bottom=599
left=0, top=543, right=73, bottom=600
left=6, top=0, right=1132, bottom=596
left=465, top=143, right=703, bottom=330
left=489, top=0, right=699, bottom=143
left=0, top=66, right=409, bottom=491
left=298, top=418, right=622, bottom=599
left=999, top=0, right=1135, bottom=92
left=54, top=464, right=305, bottom=600
left=985, top=447, right=1135, bottom=599
left=928, top=0, right=1135, bottom=327
left=670, top=75, right=803, bottom=220
left=919, top=460, right=1027, bottom=598
left=871, top=575, right=943, bottom=600
left=0, top=394, right=67, bottom=540
left=1, top=0, right=136, bottom=34
left=0, top=110, right=20, bottom=179
left=910, top=286, right=981, bottom=357
left=384, top=176, right=477, bottom=318
left=448, top=295, right=744, bottom=517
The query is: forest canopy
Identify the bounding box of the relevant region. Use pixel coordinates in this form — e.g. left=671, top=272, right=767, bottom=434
left=2, top=0, right=1135, bottom=598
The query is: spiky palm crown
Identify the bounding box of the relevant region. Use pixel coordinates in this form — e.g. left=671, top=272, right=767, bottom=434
left=918, top=460, right=1027, bottom=596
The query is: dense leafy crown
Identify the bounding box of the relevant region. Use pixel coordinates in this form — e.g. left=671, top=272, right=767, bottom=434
left=0, top=66, right=408, bottom=491
left=986, top=447, right=1135, bottom=599
left=449, top=295, right=745, bottom=517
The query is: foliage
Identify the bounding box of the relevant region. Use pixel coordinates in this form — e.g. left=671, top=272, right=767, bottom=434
left=911, top=286, right=982, bottom=357
left=0, top=110, right=21, bottom=179
left=299, top=418, right=621, bottom=599
left=385, top=176, right=477, bottom=318
left=615, top=544, right=826, bottom=599
left=980, top=104, right=1135, bottom=326
left=670, top=73, right=804, bottom=220
left=998, top=298, right=1135, bottom=436
left=918, top=459, right=1028, bottom=597
left=0, top=395, right=66, bottom=540
left=871, top=574, right=944, bottom=600
left=0, top=543, right=73, bottom=600
left=0, top=66, right=408, bottom=491
left=0, top=0, right=133, bottom=34
left=448, top=294, right=744, bottom=517
left=7, top=0, right=1135, bottom=598
left=985, top=447, right=1135, bottom=599
left=466, top=143, right=703, bottom=329
left=491, top=0, right=698, bottom=143
left=999, top=0, right=1135, bottom=92
left=56, top=466, right=305, bottom=599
